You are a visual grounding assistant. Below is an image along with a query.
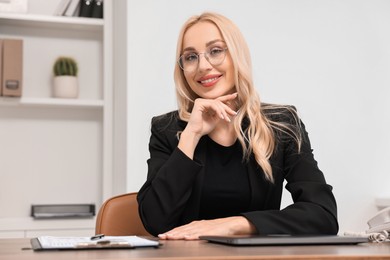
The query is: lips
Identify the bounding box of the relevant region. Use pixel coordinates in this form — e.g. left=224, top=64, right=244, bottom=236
left=198, top=75, right=222, bottom=87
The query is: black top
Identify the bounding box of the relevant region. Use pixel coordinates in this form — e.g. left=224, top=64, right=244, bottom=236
left=137, top=105, right=338, bottom=236
left=199, top=136, right=251, bottom=220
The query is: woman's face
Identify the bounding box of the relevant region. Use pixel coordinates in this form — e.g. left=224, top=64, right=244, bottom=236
left=181, top=21, right=235, bottom=99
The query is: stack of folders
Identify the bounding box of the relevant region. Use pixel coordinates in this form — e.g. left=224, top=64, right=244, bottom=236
left=0, top=39, right=23, bottom=97
left=54, top=0, right=103, bottom=19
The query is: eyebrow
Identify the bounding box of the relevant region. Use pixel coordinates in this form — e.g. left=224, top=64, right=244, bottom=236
left=182, top=39, right=225, bottom=53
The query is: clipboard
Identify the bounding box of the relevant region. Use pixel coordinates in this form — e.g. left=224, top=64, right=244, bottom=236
left=30, top=235, right=160, bottom=251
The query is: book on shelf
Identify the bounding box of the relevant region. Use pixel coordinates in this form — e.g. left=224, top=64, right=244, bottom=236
left=64, top=0, right=81, bottom=17
left=54, top=0, right=72, bottom=16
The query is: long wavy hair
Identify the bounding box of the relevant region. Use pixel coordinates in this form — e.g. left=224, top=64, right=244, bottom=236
left=173, top=12, right=301, bottom=182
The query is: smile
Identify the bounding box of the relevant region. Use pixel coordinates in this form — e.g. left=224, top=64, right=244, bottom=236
left=198, top=75, right=222, bottom=87
left=200, top=77, right=219, bottom=84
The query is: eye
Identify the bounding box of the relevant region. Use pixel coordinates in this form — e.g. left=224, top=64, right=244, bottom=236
left=183, top=53, right=198, bottom=62
left=209, top=47, right=224, bottom=57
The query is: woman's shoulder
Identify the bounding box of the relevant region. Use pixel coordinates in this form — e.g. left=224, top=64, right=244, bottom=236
left=152, top=110, right=179, bottom=123
left=261, top=103, right=299, bottom=123
left=151, top=110, right=187, bottom=133
left=261, top=103, right=304, bottom=145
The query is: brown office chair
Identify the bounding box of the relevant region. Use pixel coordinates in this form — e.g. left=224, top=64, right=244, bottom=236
left=95, top=192, right=150, bottom=236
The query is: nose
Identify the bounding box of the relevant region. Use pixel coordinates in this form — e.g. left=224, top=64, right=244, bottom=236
left=197, top=53, right=212, bottom=71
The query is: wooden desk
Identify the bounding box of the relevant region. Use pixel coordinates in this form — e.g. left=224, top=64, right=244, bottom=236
left=0, top=238, right=389, bottom=260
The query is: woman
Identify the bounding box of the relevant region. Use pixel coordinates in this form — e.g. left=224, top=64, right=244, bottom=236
left=137, top=12, right=338, bottom=240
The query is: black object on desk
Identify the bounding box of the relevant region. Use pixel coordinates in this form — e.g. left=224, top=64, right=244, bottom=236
left=199, top=235, right=369, bottom=246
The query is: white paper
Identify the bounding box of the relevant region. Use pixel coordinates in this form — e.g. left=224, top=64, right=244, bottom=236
left=37, top=235, right=159, bottom=249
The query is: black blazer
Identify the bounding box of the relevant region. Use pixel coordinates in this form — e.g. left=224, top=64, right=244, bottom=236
left=137, top=106, right=338, bottom=236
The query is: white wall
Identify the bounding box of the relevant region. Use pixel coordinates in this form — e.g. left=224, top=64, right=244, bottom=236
left=127, top=0, right=390, bottom=234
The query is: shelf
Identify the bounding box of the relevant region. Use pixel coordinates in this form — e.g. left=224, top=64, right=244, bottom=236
left=0, top=1, right=116, bottom=238
left=0, top=217, right=95, bottom=231
left=0, top=13, right=103, bottom=31
left=0, top=97, right=104, bottom=109
left=0, top=217, right=95, bottom=237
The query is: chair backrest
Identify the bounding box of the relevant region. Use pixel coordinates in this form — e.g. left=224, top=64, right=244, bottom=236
left=95, top=192, right=150, bottom=236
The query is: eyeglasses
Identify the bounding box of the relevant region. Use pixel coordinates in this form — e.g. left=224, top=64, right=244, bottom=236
left=178, top=47, right=228, bottom=72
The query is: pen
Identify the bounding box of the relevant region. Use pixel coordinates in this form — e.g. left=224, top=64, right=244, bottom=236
left=76, top=240, right=130, bottom=248
left=90, top=234, right=105, bottom=240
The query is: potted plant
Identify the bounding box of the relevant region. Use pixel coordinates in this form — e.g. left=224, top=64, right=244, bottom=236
left=52, top=56, right=79, bottom=98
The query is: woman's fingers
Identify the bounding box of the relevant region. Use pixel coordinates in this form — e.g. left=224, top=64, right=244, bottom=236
left=217, top=92, right=239, bottom=119
left=187, top=93, right=238, bottom=135
left=158, top=217, right=250, bottom=241
left=158, top=222, right=201, bottom=240
left=217, top=92, right=238, bottom=103
left=204, top=101, right=231, bottom=123
left=199, top=97, right=237, bottom=123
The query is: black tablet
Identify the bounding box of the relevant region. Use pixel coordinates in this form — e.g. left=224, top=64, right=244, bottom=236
left=199, top=235, right=369, bottom=246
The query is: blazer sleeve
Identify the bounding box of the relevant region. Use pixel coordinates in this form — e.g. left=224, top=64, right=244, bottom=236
left=242, top=108, right=339, bottom=235
left=137, top=115, right=202, bottom=236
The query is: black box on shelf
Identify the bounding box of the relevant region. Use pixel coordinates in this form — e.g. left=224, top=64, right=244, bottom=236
left=31, top=204, right=95, bottom=219
left=79, top=0, right=103, bottom=19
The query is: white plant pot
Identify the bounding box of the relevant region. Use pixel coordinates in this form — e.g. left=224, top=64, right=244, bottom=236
left=53, top=76, right=79, bottom=98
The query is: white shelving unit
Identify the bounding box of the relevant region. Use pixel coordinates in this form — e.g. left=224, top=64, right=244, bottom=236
left=0, top=13, right=104, bottom=29
left=0, top=1, right=117, bottom=238
left=0, top=97, right=104, bottom=108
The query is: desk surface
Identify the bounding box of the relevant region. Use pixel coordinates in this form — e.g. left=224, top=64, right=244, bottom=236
left=1, top=238, right=390, bottom=260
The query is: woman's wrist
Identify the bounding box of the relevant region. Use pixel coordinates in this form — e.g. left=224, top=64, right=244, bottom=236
left=178, top=129, right=202, bottom=159
left=229, top=216, right=257, bottom=235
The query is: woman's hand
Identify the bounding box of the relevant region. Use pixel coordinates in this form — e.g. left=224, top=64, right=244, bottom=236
left=187, top=93, right=238, bottom=137
left=178, top=93, right=238, bottom=159
left=158, top=216, right=257, bottom=240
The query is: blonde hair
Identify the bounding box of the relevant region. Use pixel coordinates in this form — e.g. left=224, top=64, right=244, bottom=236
left=174, top=12, right=301, bottom=182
